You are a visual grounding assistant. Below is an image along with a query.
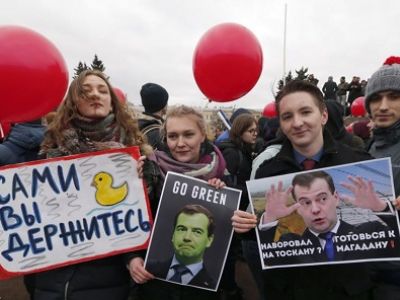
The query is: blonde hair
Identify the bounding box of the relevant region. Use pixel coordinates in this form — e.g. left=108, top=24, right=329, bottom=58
left=41, top=69, right=152, bottom=155
left=162, top=105, right=206, bottom=139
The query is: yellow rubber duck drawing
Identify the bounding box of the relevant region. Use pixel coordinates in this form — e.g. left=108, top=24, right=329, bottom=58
left=92, top=172, right=128, bottom=206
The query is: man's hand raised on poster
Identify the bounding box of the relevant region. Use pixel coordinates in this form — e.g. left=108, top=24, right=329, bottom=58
left=263, top=181, right=300, bottom=224
left=340, top=176, right=388, bottom=212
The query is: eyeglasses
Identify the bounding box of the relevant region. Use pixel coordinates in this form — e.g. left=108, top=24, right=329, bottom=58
left=246, top=128, right=257, bottom=135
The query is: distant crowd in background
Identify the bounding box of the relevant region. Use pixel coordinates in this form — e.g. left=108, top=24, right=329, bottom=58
left=209, top=73, right=373, bottom=151
left=320, top=75, right=367, bottom=115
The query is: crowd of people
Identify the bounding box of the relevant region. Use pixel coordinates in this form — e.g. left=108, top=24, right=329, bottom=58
left=321, top=74, right=368, bottom=116
left=1, top=56, right=400, bottom=300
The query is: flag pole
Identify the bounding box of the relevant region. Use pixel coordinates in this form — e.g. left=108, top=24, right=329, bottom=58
left=283, top=3, right=287, bottom=84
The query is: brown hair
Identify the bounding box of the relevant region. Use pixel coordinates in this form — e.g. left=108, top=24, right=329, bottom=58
left=44, top=111, right=57, bottom=125
left=41, top=69, right=152, bottom=155
left=275, top=80, right=326, bottom=115
left=229, top=113, right=257, bottom=146
left=291, top=171, right=335, bottom=200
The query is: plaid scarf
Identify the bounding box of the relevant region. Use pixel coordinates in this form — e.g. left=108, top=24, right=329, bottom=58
left=46, top=114, right=126, bottom=158
left=148, top=143, right=226, bottom=181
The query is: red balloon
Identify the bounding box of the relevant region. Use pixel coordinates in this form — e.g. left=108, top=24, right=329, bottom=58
left=113, top=87, right=126, bottom=103
left=193, top=23, right=263, bottom=102
left=351, top=96, right=366, bottom=117
left=262, top=102, right=277, bottom=118
left=0, top=26, right=68, bottom=123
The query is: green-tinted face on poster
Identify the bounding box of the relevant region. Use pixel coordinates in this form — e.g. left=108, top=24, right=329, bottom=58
left=171, top=213, right=214, bottom=265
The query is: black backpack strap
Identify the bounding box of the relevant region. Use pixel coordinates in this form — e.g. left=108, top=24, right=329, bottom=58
left=142, top=123, right=161, bottom=136
left=230, top=149, right=243, bottom=186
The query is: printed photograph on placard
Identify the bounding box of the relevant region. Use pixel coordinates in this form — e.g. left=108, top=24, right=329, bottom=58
left=246, top=158, right=400, bottom=269
left=145, top=171, right=241, bottom=291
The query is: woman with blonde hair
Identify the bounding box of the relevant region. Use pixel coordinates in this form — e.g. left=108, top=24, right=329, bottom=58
left=129, top=105, right=226, bottom=300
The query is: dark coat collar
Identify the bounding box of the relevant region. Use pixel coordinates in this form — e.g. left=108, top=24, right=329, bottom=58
left=275, top=129, right=338, bottom=165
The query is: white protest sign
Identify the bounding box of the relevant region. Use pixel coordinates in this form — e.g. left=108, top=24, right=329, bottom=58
left=0, top=147, right=151, bottom=279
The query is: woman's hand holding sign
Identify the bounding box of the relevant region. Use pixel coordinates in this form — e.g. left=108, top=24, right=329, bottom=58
left=128, top=257, right=154, bottom=284
left=136, top=155, right=146, bottom=178
left=207, top=178, right=226, bottom=189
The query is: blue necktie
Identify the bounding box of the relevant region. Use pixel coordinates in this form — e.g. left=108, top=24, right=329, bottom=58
left=170, top=264, right=190, bottom=283
left=319, top=231, right=335, bottom=261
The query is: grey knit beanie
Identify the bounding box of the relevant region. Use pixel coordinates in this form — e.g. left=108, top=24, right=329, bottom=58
left=365, top=56, right=400, bottom=114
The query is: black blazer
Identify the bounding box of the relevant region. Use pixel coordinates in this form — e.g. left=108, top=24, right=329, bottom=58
left=146, top=258, right=216, bottom=290
left=282, top=221, right=358, bottom=263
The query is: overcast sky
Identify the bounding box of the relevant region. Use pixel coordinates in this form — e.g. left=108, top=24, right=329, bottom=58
left=2, top=0, right=400, bottom=110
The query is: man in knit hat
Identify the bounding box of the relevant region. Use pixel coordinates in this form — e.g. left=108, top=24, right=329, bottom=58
left=138, top=83, right=169, bottom=150
left=365, top=56, right=400, bottom=195
left=365, top=56, right=400, bottom=298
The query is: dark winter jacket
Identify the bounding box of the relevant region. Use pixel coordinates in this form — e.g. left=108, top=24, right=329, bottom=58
left=0, top=121, right=45, bottom=296
left=325, top=100, right=365, bottom=150
left=30, top=256, right=130, bottom=300
left=368, top=120, right=400, bottom=197
left=0, top=122, right=45, bottom=166
left=347, top=81, right=362, bottom=104
left=255, top=130, right=376, bottom=299
left=337, top=81, right=349, bottom=96
left=322, top=80, right=338, bottom=100
left=367, top=120, right=400, bottom=290
left=256, top=130, right=371, bottom=178
left=218, top=140, right=258, bottom=210
left=138, top=112, right=164, bottom=150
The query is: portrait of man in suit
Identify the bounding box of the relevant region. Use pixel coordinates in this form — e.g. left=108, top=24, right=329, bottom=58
left=259, top=170, right=396, bottom=264
left=146, top=204, right=216, bottom=289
